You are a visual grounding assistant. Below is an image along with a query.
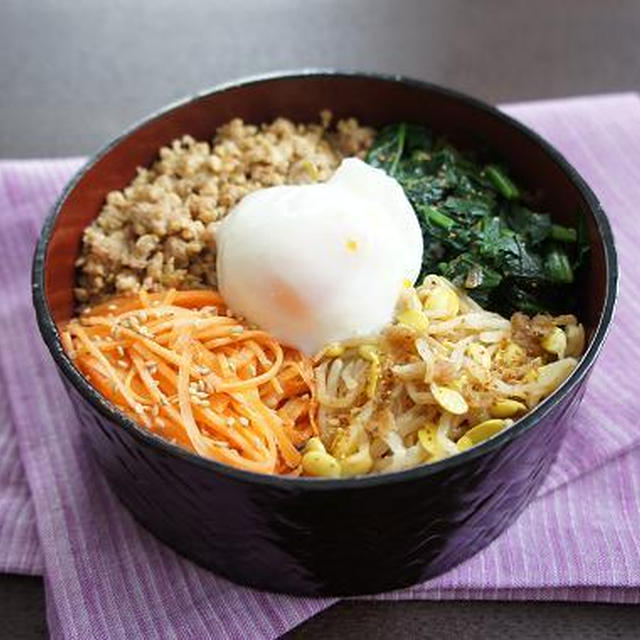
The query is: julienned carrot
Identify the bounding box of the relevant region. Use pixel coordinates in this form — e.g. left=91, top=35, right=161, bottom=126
left=62, top=289, right=316, bottom=475
left=82, top=289, right=225, bottom=318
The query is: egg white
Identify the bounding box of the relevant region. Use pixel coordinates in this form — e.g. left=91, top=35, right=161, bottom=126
left=216, top=158, right=423, bottom=354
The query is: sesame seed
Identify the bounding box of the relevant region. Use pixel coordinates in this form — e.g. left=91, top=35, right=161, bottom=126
left=238, top=416, right=249, bottom=427
left=134, top=403, right=145, bottom=414
left=108, top=304, right=117, bottom=311
left=155, top=418, right=166, bottom=428
left=116, top=345, right=125, bottom=357
left=226, top=417, right=235, bottom=427
left=117, top=359, right=128, bottom=369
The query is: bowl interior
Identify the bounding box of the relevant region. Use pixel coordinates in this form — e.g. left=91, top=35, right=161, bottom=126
left=42, top=73, right=609, bottom=356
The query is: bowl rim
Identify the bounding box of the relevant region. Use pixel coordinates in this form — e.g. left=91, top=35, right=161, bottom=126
left=32, top=69, right=619, bottom=490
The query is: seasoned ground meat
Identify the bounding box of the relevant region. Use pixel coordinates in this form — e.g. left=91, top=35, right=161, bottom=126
left=75, top=113, right=374, bottom=305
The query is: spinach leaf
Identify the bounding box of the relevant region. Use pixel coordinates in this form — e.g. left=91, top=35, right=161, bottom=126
left=404, top=124, right=432, bottom=155
left=365, top=122, right=587, bottom=316
left=484, top=164, right=520, bottom=200
left=544, top=246, right=574, bottom=284
left=438, top=253, right=503, bottom=291
left=365, top=123, right=407, bottom=176
left=504, top=204, right=551, bottom=246
left=442, top=196, right=494, bottom=219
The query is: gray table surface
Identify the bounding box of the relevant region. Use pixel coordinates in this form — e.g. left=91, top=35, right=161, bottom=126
left=1, top=1, right=639, bottom=638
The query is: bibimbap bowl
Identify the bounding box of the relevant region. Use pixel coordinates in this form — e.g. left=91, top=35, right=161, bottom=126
left=32, top=71, right=617, bottom=596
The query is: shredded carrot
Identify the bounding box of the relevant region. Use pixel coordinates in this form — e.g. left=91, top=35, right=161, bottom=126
left=61, top=289, right=315, bottom=475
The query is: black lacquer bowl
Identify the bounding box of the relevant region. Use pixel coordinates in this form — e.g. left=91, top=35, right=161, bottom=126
left=32, top=71, right=617, bottom=596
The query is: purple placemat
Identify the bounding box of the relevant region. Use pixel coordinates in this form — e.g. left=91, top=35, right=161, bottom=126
left=1, top=93, right=639, bottom=639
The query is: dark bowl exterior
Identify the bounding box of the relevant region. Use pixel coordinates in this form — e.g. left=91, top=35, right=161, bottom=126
left=63, top=373, right=587, bottom=595
left=32, top=71, right=617, bottom=596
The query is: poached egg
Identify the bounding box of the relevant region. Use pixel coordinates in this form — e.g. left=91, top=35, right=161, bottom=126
left=216, top=158, right=423, bottom=354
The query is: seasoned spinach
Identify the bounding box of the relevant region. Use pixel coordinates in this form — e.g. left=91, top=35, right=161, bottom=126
left=365, top=123, right=587, bottom=316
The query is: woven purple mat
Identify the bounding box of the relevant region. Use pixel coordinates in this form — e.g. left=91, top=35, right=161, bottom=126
left=0, top=93, right=639, bottom=639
